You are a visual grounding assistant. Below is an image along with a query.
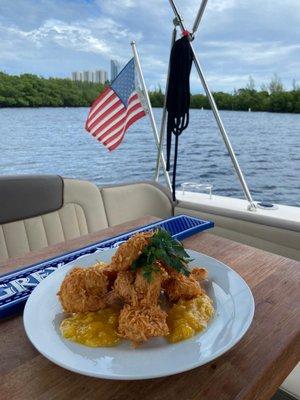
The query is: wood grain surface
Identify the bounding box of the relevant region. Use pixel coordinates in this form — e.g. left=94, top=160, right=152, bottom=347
left=0, top=216, right=299, bottom=400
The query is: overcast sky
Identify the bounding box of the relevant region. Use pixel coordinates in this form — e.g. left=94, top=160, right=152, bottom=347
left=0, top=0, right=299, bottom=92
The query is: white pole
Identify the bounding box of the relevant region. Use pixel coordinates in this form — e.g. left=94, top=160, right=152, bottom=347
left=154, top=27, right=177, bottom=181
left=168, top=0, right=257, bottom=211
left=131, top=41, right=172, bottom=192
left=192, top=0, right=209, bottom=35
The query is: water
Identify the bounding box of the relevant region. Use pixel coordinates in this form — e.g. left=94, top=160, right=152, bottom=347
left=0, top=108, right=299, bottom=206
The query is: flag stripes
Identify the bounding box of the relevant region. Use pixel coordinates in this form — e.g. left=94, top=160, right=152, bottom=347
left=85, top=90, right=145, bottom=151
left=85, top=57, right=146, bottom=151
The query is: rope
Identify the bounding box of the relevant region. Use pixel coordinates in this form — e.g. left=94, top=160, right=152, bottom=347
left=166, top=35, right=193, bottom=201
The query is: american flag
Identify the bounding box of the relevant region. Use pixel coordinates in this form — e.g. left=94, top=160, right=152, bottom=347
left=85, top=58, right=146, bottom=151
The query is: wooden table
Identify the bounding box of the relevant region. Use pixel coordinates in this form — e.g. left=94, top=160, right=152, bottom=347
left=1, top=216, right=299, bottom=400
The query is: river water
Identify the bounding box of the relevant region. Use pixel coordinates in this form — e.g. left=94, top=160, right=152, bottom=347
left=0, top=107, right=299, bottom=206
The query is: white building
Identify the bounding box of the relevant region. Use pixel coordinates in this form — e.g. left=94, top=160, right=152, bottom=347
left=83, top=71, right=94, bottom=82
left=71, top=69, right=108, bottom=84
left=110, top=60, right=121, bottom=81
left=71, top=71, right=82, bottom=82
left=104, top=71, right=108, bottom=83
left=94, top=70, right=108, bottom=84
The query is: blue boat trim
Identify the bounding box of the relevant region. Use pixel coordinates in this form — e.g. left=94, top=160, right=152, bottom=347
left=0, top=214, right=214, bottom=318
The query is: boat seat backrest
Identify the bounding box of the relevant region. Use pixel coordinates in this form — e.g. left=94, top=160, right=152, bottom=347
left=100, top=182, right=173, bottom=227
left=0, top=177, right=173, bottom=262
left=0, top=177, right=108, bottom=262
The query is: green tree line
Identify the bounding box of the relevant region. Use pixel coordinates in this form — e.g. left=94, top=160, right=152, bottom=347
left=0, top=72, right=299, bottom=113
left=150, top=75, right=300, bottom=113
left=0, top=72, right=104, bottom=107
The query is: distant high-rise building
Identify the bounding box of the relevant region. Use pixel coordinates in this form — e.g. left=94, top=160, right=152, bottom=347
left=94, top=70, right=101, bottom=83
left=71, top=69, right=108, bottom=83
left=83, top=71, right=94, bottom=82
left=71, top=71, right=82, bottom=81
left=104, top=71, right=108, bottom=83
left=94, top=70, right=108, bottom=84
left=111, top=60, right=121, bottom=81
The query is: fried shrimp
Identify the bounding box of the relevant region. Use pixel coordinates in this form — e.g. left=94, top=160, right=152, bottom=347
left=58, top=229, right=214, bottom=348
left=109, top=231, right=154, bottom=272
left=134, top=266, right=168, bottom=306
left=58, top=265, right=108, bottom=313
left=163, top=272, right=203, bottom=302
left=118, top=304, right=169, bottom=345
left=191, top=267, right=208, bottom=282
left=113, top=270, right=136, bottom=304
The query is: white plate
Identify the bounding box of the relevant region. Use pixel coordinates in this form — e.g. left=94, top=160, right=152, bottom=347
left=23, top=248, right=254, bottom=380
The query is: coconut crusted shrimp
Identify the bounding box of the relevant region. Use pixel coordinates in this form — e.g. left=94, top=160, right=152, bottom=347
left=118, top=304, right=169, bottom=346
left=112, top=263, right=168, bottom=306
left=58, top=227, right=214, bottom=348
left=134, top=266, right=168, bottom=307
left=113, top=262, right=169, bottom=345
left=112, top=270, right=136, bottom=304
left=109, top=231, right=154, bottom=272
left=190, top=267, right=208, bottom=282
left=162, top=267, right=207, bottom=302
left=58, top=264, right=109, bottom=313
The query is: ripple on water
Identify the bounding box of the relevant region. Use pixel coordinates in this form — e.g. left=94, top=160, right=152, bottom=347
left=0, top=108, right=299, bottom=207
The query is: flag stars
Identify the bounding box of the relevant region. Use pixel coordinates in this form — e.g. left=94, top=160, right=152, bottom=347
left=111, top=58, right=136, bottom=106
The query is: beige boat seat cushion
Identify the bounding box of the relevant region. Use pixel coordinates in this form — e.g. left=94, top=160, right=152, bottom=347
left=0, top=178, right=173, bottom=262
left=0, top=177, right=108, bottom=261
left=100, top=182, right=173, bottom=227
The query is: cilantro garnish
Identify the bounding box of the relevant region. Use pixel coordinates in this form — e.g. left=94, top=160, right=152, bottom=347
left=131, top=229, right=192, bottom=282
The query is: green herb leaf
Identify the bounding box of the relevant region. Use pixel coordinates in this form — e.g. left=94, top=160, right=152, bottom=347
left=130, top=229, right=191, bottom=281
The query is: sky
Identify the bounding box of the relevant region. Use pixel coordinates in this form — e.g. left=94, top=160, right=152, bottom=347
left=0, top=0, right=299, bottom=92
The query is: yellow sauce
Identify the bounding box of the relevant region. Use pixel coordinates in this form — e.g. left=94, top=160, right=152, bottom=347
left=60, top=294, right=214, bottom=347
left=166, top=294, right=214, bottom=343
left=60, top=308, right=120, bottom=347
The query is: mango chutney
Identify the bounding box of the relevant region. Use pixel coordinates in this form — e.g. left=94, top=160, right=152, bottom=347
left=166, top=294, right=214, bottom=343
left=60, top=294, right=214, bottom=347
left=60, top=308, right=120, bottom=347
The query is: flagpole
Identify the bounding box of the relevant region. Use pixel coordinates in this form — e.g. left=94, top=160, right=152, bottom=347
left=154, top=26, right=177, bottom=182
left=131, top=41, right=172, bottom=193
left=167, top=0, right=257, bottom=211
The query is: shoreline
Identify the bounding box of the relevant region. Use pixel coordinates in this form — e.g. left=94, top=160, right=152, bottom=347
left=0, top=106, right=299, bottom=115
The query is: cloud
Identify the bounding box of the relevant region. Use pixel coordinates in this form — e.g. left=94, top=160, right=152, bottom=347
left=208, top=0, right=236, bottom=12
left=0, top=0, right=299, bottom=90
left=24, top=20, right=110, bottom=54
left=200, top=40, right=300, bottom=65
left=2, top=17, right=140, bottom=60
left=99, top=0, right=135, bottom=10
